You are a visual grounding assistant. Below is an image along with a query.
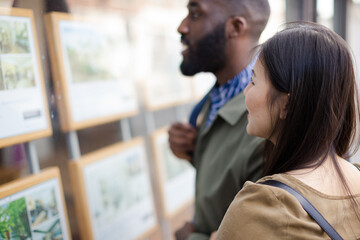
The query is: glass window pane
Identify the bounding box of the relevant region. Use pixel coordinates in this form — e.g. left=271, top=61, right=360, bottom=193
left=317, top=0, right=334, bottom=29
left=260, top=0, right=286, bottom=43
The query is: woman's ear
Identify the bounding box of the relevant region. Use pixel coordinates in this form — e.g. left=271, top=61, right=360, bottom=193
left=226, top=16, right=248, bottom=38
left=279, top=93, right=290, bottom=120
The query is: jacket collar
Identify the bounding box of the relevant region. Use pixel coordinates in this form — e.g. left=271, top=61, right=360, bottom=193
left=217, top=92, right=247, bottom=126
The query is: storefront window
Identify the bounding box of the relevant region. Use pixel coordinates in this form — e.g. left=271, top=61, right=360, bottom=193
left=317, top=0, right=334, bottom=30
left=347, top=0, right=360, bottom=164
left=260, top=0, right=286, bottom=43
left=1, top=1, right=358, bottom=239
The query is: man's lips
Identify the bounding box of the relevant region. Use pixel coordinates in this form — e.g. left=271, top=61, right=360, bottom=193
left=180, top=35, right=191, bottom=55
left=181, top=42, right=189, bottom=55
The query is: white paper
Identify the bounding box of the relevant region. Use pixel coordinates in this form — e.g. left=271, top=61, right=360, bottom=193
left=156, top=132, right=195, bottom=215
left=59, top=19, right=138, bottom=123
left=0, top=178, right=69, bottom=240
left=0, top=16, right=48, bottom=139
left=133, top=7, right=192, bottom=109
left=83, top=143, right=157, bottom=240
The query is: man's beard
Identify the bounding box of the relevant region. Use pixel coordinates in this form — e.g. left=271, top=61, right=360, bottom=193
left=180, top=22, right=226, bottom=76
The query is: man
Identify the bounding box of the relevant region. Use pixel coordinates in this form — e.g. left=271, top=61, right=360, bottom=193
left=168, top=0, right=270, bottom=239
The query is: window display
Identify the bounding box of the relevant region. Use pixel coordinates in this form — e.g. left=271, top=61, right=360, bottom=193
left=45, top=12, right=138, bottom=131
left=0, top=167, right=71, bottom=240
left=151, top=128, right=195, bottom=217
left=0, top=8, right=51, bottom=148
left=69, top=138, right=157, bottom=240
left=132, top=5, right=192, bottom=110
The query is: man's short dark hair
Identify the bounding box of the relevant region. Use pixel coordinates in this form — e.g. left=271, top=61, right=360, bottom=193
left=220, top=0, right=270, bottom=39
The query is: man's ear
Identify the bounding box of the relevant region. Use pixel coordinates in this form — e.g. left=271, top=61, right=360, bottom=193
left=279, top=93, right=290, bottom=120
left=226, top=16, right=248, bottom=38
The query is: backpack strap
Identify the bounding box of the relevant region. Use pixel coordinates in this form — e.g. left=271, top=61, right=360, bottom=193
left=261, top=180, right=343, bottom=240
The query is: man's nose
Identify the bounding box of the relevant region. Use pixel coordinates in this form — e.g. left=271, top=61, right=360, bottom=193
left=177, top=18, right=189, bottom=35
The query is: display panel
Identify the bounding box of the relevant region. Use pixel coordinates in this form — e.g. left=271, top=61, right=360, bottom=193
left=45, top=12, right=138, bottom=131
left=69, top=138, right=158, bottom=240
left=0, top=167, right=71, bottom=240
left=151, top=128, right=195, bottom=218
left=0, top=8, right=51, bottom=148
left=132, top=6, right=193, bottom=110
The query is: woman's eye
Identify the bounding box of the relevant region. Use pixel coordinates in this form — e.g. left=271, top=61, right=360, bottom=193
left=251, top=80, right=255, bottom=86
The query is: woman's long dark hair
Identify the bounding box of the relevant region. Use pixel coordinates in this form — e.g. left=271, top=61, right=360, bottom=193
left=259, top=22, right=360, bottom=221
left=260, top=22, right=359, bottom=176
left=259, top=23, right=360, bottom=220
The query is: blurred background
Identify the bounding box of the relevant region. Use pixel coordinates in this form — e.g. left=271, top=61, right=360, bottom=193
left=0, top=0, right=359, bottom=239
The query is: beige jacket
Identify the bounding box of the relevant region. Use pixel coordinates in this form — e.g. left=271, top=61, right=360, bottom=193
left=216, top=168, right=360, bottom=239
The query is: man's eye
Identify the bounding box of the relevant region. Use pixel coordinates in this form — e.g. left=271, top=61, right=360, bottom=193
left=251, top=80, right=255, bottom=86
left=190, top=12, right=200, bottom=19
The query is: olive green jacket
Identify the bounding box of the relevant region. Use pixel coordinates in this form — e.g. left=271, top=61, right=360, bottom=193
left=188, top=92, right=264, bottom=240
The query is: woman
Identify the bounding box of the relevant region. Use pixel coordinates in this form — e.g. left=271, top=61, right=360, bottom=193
left=215, top=22, right=360, bottom=239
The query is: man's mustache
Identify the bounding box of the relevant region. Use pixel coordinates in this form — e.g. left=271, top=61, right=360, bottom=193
left=181, top=35, right=191, bottom=47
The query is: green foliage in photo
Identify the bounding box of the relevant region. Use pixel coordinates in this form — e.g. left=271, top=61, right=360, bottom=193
left=0, top=197, right=32, bottom=240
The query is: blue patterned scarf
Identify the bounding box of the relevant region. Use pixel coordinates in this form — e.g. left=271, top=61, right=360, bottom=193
left=205, top=57, right=257, bottom=128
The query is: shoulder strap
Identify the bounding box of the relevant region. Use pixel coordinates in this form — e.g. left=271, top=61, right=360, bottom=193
left=261, top=180, right=343, bottom=240
left=353, top=163, right=360, bottom=171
